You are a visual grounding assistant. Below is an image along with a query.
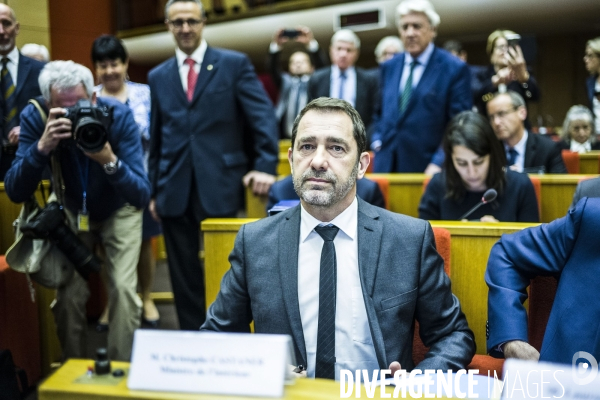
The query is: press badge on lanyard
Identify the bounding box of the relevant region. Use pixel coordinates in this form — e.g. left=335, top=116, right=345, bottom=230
left=78, top=157, right=90, bottom=232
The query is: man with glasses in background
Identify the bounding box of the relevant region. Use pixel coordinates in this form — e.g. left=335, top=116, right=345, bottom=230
left=148, top=0, right=278, bottom=331
left=487, top=91, right=566, bottom=174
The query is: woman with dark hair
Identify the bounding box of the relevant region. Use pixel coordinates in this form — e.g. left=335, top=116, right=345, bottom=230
left=91, top=34, right=161, bottom=328
left=419, top=111, right=539, bottom=222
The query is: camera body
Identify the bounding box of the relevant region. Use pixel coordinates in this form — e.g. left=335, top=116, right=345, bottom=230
left=280, top=29, right=300, bottom=39
left=63, top=99, right=113, bottom=153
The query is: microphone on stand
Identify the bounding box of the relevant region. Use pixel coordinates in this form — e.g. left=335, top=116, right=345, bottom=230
left=459, top=189, right=498, bottom=220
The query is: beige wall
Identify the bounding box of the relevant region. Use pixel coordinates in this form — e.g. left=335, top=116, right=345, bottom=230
left=5, top=0, right=51, bottom=55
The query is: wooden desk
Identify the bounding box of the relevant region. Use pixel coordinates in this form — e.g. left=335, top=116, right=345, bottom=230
left=202, top=219, right=538, bottom=356
left=39, top=359, right=397, bottom=399
left=245, top=173, right=598, bottom=222
left=579, top=151, right=600, bottom=174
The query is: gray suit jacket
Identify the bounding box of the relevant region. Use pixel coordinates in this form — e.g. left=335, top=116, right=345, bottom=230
left=201, top=198, right=475, bottom=371
left=571, top=177, right=600, bottom=209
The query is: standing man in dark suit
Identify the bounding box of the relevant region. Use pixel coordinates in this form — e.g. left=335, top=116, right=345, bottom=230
left=487, top=91, right=566, bottom=174
left=202, top=98, right=474, bottom=379
left=307, top=29, right=378, bottom=136
left=372, top=0, right=472, bottom=174
left=148, top=0, right=278, bottom=330
left=268, top=26, right=326, bottom=139
left=0, top=4, right=45, bottom=180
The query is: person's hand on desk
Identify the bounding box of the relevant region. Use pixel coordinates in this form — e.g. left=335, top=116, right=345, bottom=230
left=479, top=215, right=499, bottom=223
left=288, top=364, right=307, bottom=378
left=502, top=340, right=540, bottom=361
left=243, top=170, right=276, bottom=196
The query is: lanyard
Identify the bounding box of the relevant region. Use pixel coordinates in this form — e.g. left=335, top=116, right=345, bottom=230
left=77, top=155, right=89, bottom=214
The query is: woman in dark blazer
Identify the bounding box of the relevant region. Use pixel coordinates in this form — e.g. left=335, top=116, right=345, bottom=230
left=584, top=37, right=600, bottom=135
left=419, top=111, right=539, bottom=222
left=557, top=105, right=600, bottom=153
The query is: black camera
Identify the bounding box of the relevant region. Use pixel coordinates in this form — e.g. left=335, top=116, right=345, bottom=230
left=64, top=99, right=113, bottom=153
left=20, top=201, right=101, bottom=280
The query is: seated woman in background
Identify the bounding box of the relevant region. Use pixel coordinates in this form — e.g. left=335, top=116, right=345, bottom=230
left=557, top=105, right=599, bottom=153
left=419, top=111, right=539, bottom=222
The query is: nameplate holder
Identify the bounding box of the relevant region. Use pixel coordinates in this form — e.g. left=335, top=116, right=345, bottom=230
left=501, top=358, right=600, bottom=400
left=127, top=330, right=294, bottom=397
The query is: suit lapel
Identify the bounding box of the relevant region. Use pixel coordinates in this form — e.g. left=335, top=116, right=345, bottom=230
left=166, top=57, right=188, bottom=105
left=356, top=199, right=387, bottom=368
left=190, top=46, right=219, bottom=104
left=402, top=47, right=441, bottom=118
left=15, top=53, right=31, bottom=98
left=355, top=68, right=366, bottom=115
left=278, top=206, right=307, bottom=365
left=523, top=133, right=535, bottom=168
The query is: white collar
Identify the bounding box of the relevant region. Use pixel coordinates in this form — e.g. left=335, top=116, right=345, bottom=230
left=505, top=130, right=529, bottom=155
left=2, top=46, right=19, bottom=64
left=300, top=196, right=358, bottom=243
left=405, top=42, right=434, bottom=67
left=175, top=39, right=207, bottom=67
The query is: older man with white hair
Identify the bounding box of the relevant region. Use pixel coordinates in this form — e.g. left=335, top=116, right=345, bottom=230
left=5, top=60, right=150, bottom=361
left=372, top=0, right=472, bottom=173
left=308, top=29, right=378, bottom=137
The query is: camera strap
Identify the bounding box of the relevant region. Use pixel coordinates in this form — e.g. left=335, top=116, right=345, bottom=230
left=76, top=156, right=90, bottom=232
left=29, top=98, right=66, bottom=206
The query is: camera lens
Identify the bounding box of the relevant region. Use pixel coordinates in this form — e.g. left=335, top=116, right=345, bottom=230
left=74, top=117, right=107, bottom=153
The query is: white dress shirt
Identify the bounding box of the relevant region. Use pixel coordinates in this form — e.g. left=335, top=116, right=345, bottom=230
left=298, top=197, right=379, bottom=380
left=570, top=140, right=592, bottom=154
left=175, top=39, right=207, bottom=92
left=1, top=47, right=19, bottom=87
left=330, top=65, right=356, bottom=107
left=399, top=42, right=434, bottom=94
left=504, top=130, right=528, bottom=172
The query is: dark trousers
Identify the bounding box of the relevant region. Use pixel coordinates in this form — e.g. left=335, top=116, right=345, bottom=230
left=0, top=151, right=15, bottom=181
left=160, top=179, right=236, bottom=330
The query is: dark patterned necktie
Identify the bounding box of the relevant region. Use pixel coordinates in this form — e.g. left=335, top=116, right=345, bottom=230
left=314, top=224, right=339, bottom=379
left=506, top=148, right=518, bottom=166
left=399, top=61, right=417, bottom=114
left=1, top=57, right=17, bottom=138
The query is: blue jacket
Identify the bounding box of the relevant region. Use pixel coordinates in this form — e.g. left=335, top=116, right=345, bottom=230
left=5, top=96, right=150, bottom=221
left=372, top=47, right=472, bottom=172
left=486, top=197, right=600, bottom=364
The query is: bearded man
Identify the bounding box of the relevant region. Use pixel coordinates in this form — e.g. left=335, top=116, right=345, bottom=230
left=201, top=97, right=474, bottom=380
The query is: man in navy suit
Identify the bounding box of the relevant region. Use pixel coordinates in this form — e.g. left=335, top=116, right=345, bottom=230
left=487, top=91, right=566, bottom=174
left=372, top=0, right=472, bottom=174
left=148, top=0, right=278, bottom=330
left=486, top=197, right=600, bottom=364
left=0, top=4, right=45, bottom=180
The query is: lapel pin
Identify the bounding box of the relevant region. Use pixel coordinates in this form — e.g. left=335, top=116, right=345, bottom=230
left=207, top=64, right=213, bottom=71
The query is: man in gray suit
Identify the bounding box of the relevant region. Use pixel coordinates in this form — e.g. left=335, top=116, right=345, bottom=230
left=202, top=97, right=474, bottom=380
left=571, top=176, right=600, bottom=208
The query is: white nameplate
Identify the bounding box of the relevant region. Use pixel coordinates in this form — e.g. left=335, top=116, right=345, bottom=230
left=501, top=357, right=600, bottom=400
left=127, top=330, right=293, bottom=397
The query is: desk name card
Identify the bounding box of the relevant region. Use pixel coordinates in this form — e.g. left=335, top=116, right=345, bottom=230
left=127, top=330, right=293, bottom=397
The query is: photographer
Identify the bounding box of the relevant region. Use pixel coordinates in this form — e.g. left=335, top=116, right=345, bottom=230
left=5, top=60, right=150, bottom=361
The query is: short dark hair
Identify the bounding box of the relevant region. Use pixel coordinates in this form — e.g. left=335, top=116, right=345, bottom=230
left=291, top=97, right=367, bottom=156
left=443, top=111, right=506, bottom=200
left=91, top=35, right=128, bottom=64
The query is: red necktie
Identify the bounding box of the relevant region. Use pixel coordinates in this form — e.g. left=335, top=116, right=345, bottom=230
left=185, top=58, right=198, bottom=102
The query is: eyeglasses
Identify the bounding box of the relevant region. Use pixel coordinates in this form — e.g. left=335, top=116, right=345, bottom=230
left=167, top=19, right=203, bottom=29
left=488, top=107, right=518, bottom=121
